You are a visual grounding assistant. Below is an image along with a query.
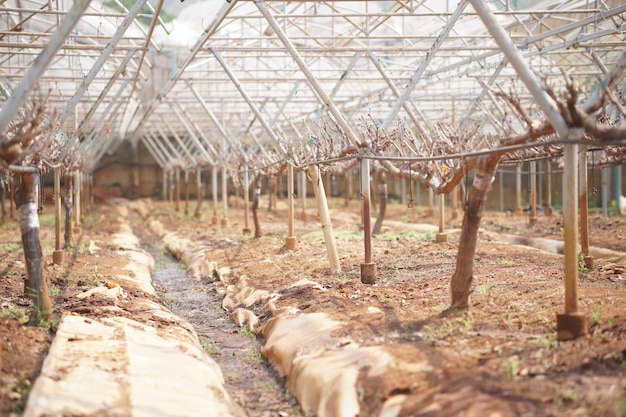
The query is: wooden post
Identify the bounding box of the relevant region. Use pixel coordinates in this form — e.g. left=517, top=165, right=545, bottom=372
left=285, top=165, right=297, bottom=250
left=309, top=165, right=340, bottom=274
left=579, top=147, right=594, bottom=270
left=529, top=161, right=538, bottom=225
left=52, top=167, right=64, bottom=265
left=360, top=159, right=376, bottom=284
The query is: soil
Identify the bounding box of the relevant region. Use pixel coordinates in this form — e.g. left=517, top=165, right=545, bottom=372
left=1, top=195, right=625, bottom=416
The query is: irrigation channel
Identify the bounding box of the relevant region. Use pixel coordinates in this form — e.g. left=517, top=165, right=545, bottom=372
left=132, top=219, right=303, bottom=417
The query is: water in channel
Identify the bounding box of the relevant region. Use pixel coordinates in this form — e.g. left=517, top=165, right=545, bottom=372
left=137, top=229, right=303, bottom=417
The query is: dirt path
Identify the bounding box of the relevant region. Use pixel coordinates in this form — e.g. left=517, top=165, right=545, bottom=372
left=133, top=218, right=303, bottom=417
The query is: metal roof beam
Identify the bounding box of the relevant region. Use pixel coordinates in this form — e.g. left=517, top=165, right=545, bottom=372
left=0, top=0, right=92, bottom=134
left=381, top=0, right=468, bottom=129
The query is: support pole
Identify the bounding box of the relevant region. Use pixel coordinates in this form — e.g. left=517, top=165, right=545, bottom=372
left=529, top=161, right=538, bottom=226
left=558, top=132, right=587, bottom=340
left=309, top=165, right=340, bottom=274
left=243, top=164, right=251, bottom=235
left=427, top=187, right=435, bottom=216
left=579, top=148, right=594, bottom=270
left=515, top=164, right=523, bottom=214
left=174, top=169, right=180, bottom=212
left=300, top=170, right=307, bottom=221
left=602, top=167, right=609, bottom=217
left=360, top=159, right=377, bottom=284
left=435, top=194, right=448, bottom=243
left=184, top=170, right=190, bottom=216
left=285, top=165, right=297, bottom=250
left=52, top=167, right=64, bottom=265
left=73, top=171, right=81, bottom=235
left=194, top=169, right=203, bottom=218
left=212, top=166, right=218, bottom=226
left=545, top=160, right=553, bottom=216
left=221, top=166, right=229, bottom=227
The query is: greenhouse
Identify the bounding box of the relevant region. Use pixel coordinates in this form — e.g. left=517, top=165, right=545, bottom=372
left=0, top=0, right=625, bottom=416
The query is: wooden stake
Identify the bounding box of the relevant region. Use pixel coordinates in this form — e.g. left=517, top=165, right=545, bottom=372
left=285, top=165, right=297, bottom=250
left=309, top=165, right=340, bottom=273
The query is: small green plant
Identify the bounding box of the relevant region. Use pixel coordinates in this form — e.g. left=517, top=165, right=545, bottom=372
left=12, top=374, right=31, bottom=413
left=497, top=258, right=514, bottom=266
left=49, top=284, right=63, bottom=297
left=200, top=338, right=221, bottom=355
left=505, top=355, right=520, bottom=380
left=244, top=349, right=263, bottom=363
left=475, top=283, right=494, bottom=294
left=0, top=242, right=22, bottom=253
left=559, top=389, right=583, bottom=403
left=1, top=306, right=29, bottom=324
left=378, top=293, right=389, bottom=303
left=592, top=306, right=601, bottom=324
left=240, top=326, right=256, bottom=341
left=334, top=273, right=349, bottom=284
left=578, top=252, right=590, bottom=273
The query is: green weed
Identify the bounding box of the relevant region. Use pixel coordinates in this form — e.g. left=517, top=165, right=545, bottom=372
left=1, top=306, right=29, bottom=324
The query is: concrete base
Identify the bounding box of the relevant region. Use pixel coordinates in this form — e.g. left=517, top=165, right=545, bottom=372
left=435, top=233, right=448, bottom=243
left=583, top=255, right=595, bottom=271
left=285, top=237, right=297, bottom=251
left=529, top=216, right=538, bottom=226
left=211, top=215, right=218, bottom=226
left=515, top=207, right=523, bottom=215
left=300, top=211, right=307, bottom=222
left=52, top=250, right=65, bottom=265
left=242, top=228, right=251, bottom=235
left=544, top=206, right=553, bottom=216
left=360, top=263, right=377, bottom=285
left=556, top=312, right=588, bottom=341
left=220, top=218, right=229, bottom=227
left=73, top=226, right=82, bottom=236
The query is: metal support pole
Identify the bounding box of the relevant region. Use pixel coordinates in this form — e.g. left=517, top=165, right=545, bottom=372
left=221, top=166, right=229, bottom=227
left=243, top=164, right=251, bottom=235
left=435, top=194, right=448, bottom=243
left=285, top=165, right=297, bottom=251
left=212, top=166, right=218, bottom=226
left=601, top=167, right=609, bottom=217
left=52, top=167, right=64, bottom=265
left=529, top=161, right=537, bottom=225
left=360, top=158, right=377, bottom=283
left=579, top=147, right=593, bottom=269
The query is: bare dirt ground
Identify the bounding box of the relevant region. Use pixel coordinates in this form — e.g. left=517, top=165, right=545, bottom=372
left=1, top=195, right=625, bottom=416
